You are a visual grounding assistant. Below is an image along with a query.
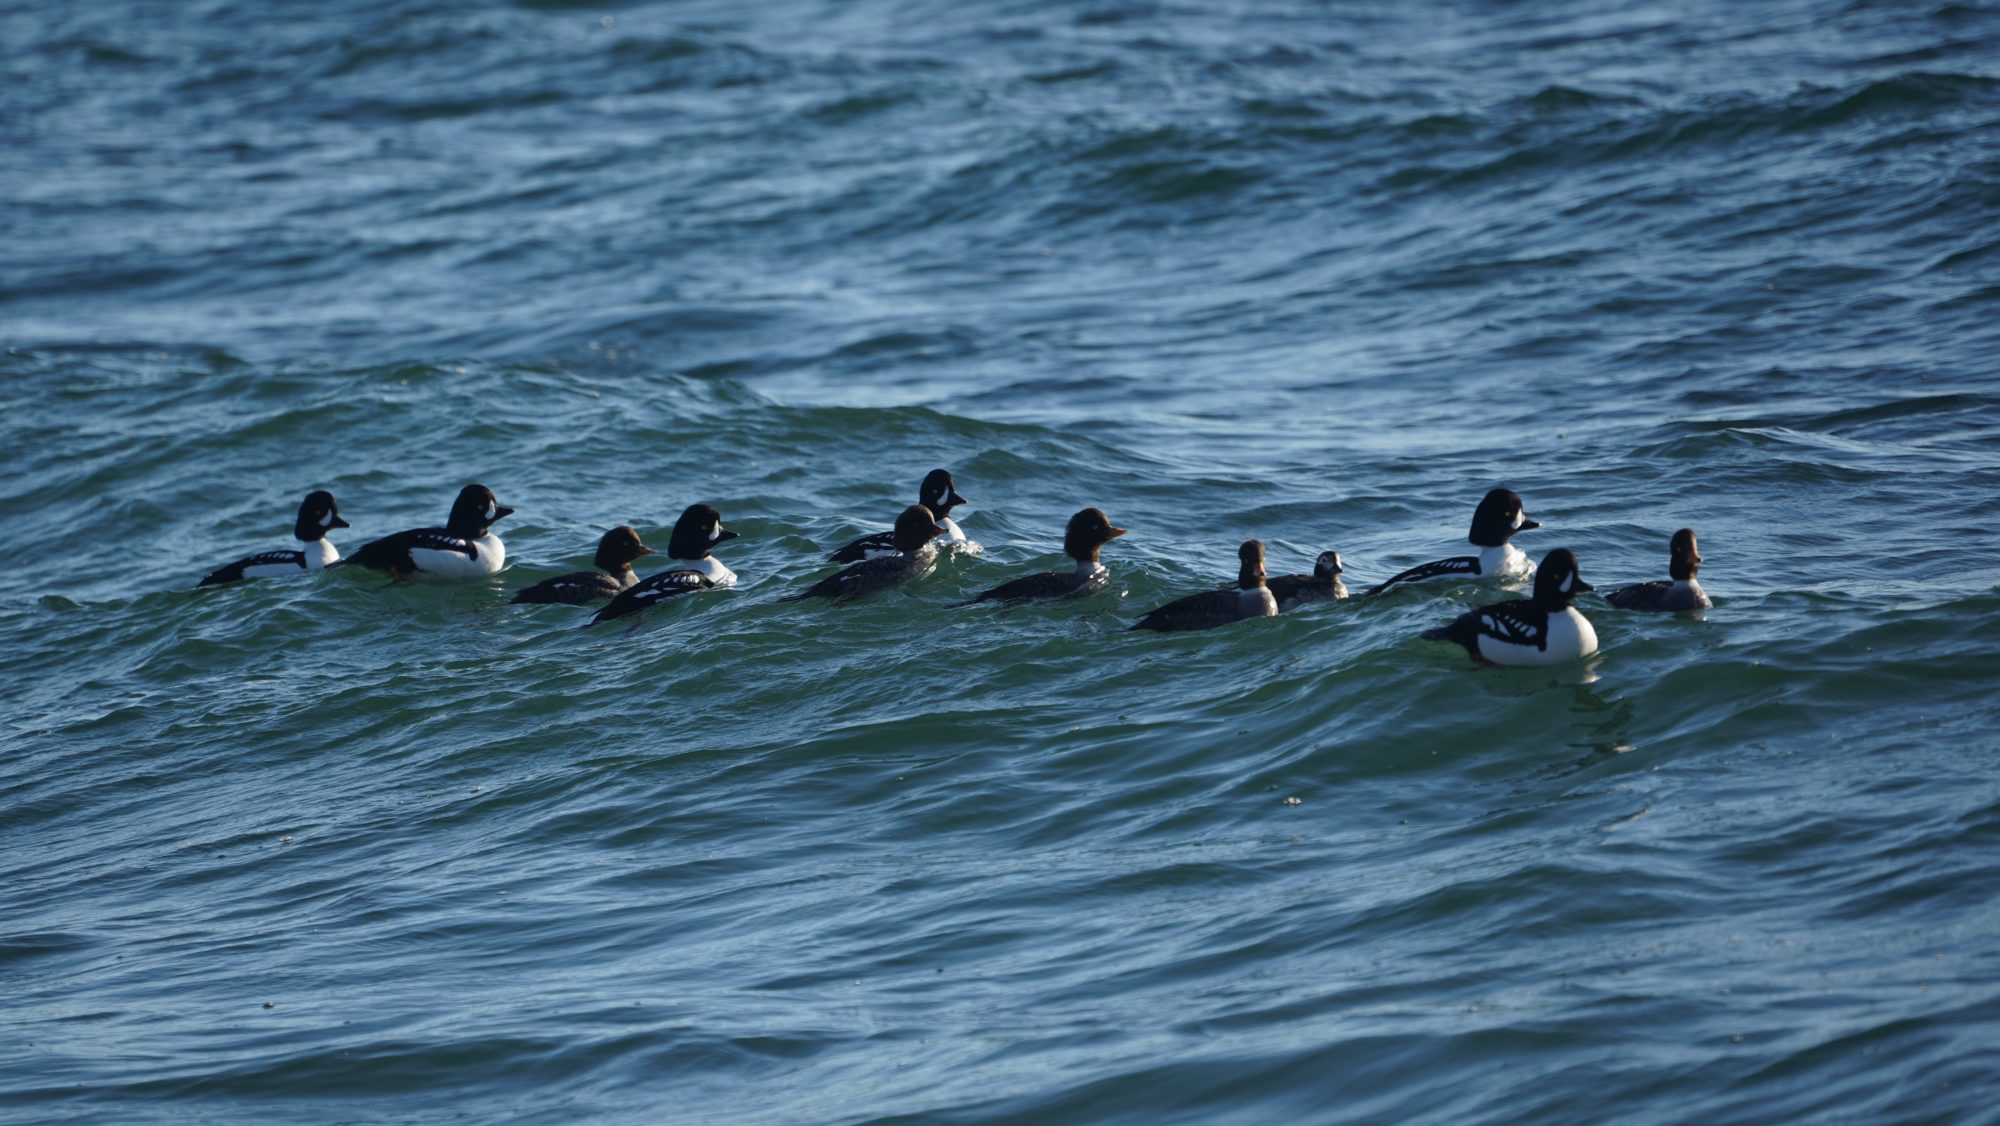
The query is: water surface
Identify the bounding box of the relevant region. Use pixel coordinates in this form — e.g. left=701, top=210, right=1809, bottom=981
left=4, top=0, right=2000, bottom=1121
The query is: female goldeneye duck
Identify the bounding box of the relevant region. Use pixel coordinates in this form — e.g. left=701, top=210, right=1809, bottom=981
left=1603, top=528, right=1711, bottom=612
left=1266, top=549, right=1346, bottom=611
left=1363, top=488, right=1540, bottom=598
left=955, top=507, right=1126, bottom=606
left=512, top=525, right=653, bottom=605
left=197, top=490, right=350, bottom=587
left=335, top=483, right=513, bottom=581
left=590, top=504, right=740, bottom=625
left=827, top=468, right=970, bottom=562
left=1421, top=547, right=1598, bottom=667
left=785, top=505, right=945, bottom=604
left=1130, top=540, right=1279, bottom=632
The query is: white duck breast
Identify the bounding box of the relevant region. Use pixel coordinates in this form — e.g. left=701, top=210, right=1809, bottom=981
left=1475, top=605, right=1598, bottom=666
left=1240, top=587, right=1278, bottom=617
left=1672, top=579, right=1711, bottom=610
left=305, top=538, right=340, bottom=569
left=409, top=532, right=505, bottom=580
left=682, top=555, right=736, bottom=588
left=1479, top=542, right=1535, bottom=580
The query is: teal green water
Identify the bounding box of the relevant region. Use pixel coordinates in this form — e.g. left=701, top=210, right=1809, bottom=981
left=6, top=358, right=1998, bottom=1121
left=6, top=0, right=2000, bottom=1120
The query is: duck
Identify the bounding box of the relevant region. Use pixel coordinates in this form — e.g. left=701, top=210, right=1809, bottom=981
left=335, top=484, right=513, bottom=581
left=786, top=505, right=945, bottom=603
left=1265, top=550, right=1346, bottom=611
left=954, top=508, right=1125, bottom=606
left=512, top=526, right=653, bottom=605
left=590, top=505, right=739, bottom=625
left=1602, top=528, right=1711, bottom=612
left=1363, top=488, right=1539, bottom=598
left=196, top=490, right=349, bottom=587
left=827, top=468, right=969, bottom=562
left=1421, top=547, right=1598, bottom=666
left=1130, top=540, right=1278, bottom=632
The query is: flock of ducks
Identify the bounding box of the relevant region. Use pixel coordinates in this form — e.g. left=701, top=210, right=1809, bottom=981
left=196, top=473, right=1710, bottom=666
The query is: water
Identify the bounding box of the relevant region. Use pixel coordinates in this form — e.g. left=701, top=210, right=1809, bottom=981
left=5, top=0, right=2000, bottom=1120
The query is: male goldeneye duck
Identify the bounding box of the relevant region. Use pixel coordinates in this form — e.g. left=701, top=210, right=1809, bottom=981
left=785, top=505, right=944, bottom=604
left=827, top=468, right=970, bottom=562
left=590, top=505, right=739, bottom=625
left=1603, top=528, right=1711, bottom=612
left=336, top=483, right=513, bottom=581
left=197, top=490, right=349, bottom=587
left=1421, top=548, right=1598, bottom=667
left=1363, top=488, right=1540, bottom=598
left=955, top=507, right=1125, bottom=606
left=1266, top=550, right=1346, bottom=611
left=512, top=526, right=653, bottom=605
left=1130, top=540, right=1278, bottom=632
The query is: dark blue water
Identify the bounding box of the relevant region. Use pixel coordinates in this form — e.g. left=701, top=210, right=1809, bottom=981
left=5, top=0, right=2000, bottom=1121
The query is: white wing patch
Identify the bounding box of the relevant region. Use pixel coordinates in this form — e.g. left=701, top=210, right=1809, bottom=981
left=641, top=569, right=713, bottom=595
left=1478, top=603, right=1545, bottom=649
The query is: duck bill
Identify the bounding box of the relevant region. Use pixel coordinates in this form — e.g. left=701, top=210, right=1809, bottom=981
left=1518, top=518, right=1542, bottom=531
left=1108, top=527, right=1127, bottom=538
left=716, top=529, right=741, bottom=543
left=492, top=505, right=516, bottom=522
